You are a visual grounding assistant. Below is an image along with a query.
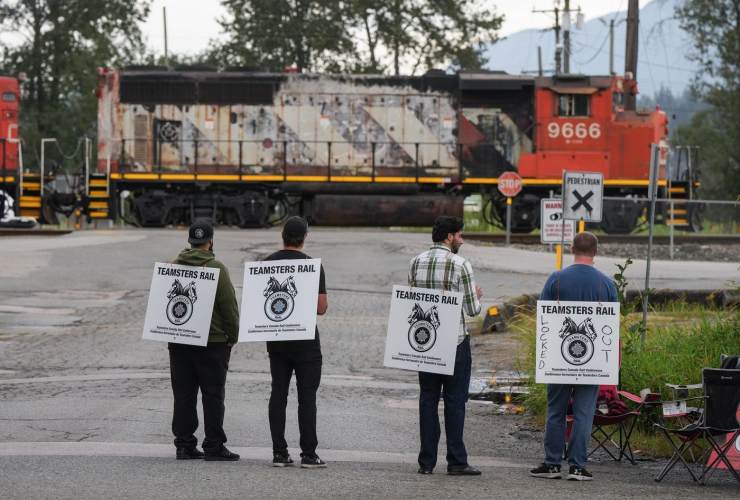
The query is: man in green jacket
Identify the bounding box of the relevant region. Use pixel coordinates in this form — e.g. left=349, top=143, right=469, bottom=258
left=169, top=220, right=240, bottom=461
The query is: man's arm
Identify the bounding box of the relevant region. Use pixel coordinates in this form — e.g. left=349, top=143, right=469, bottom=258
left=317, top=294, right=328, bottom=315
left=215, top=263, right=240, bottom=345
left=460, top=260, right=482, bottom=317
left=317, top=264, right=328, bottom=315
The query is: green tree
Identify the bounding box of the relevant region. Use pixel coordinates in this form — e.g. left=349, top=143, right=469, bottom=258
left=211, top=0, right=356, bottom=73
left=675, top=0, right=740, bottom=198
left=350, top=0, right=503, bottom=75
left=0, top=0, right=151, bottom=167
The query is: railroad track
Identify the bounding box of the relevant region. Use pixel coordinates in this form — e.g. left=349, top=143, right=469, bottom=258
left=0, top=228, right=73, bottom=236
left=465, top=233, right=740, bottom=245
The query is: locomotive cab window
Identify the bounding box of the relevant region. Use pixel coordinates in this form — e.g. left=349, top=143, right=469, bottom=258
left=557, top=94, right=589, bottom=117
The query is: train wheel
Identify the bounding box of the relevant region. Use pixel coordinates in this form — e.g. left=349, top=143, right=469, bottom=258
left=490, top=193, right=540, bottom=233
left=600, top=199, right=643, bottom=234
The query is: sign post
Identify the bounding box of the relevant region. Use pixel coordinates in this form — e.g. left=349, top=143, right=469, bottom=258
left=142, top=263, right=221, bottom=346
left=642, top=144, right=661, bottom=343
left=498, top=172, right=523, bottom=247
left=383, top=286, right=463, bottom=376
left=238, top=259, right=322, bottom=342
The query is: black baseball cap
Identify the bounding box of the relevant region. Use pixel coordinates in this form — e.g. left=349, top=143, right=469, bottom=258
left=188, top=220, right=214, bottom=244
left=283, top=216, right=308, bottom=238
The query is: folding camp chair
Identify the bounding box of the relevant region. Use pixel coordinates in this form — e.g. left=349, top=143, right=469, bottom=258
left=655, top=368, right=740, bottom=486
left=565, top=385, right=645, bottom=464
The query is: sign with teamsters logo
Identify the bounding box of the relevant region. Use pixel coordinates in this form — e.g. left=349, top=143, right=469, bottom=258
left=535, top=300, right=620, bottom=385
left=142, top=263, right=220, bottom=346
left=238, top=259, right=321, bottom=342
left=383, top=286, right=463, bottom=376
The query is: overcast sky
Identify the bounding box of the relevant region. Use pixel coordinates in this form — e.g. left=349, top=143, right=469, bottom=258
left=144, top=0, right=657, bottom=56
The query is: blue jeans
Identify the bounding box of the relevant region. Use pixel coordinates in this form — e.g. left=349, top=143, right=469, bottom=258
left=544, top=384, right=599, bottom=468
left=418, top=337, right=472, bottom=470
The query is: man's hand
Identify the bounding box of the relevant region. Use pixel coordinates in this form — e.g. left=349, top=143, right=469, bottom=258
left=476, top=285, right=483, bottom=300
left=227, top=343, right=235, bottom=348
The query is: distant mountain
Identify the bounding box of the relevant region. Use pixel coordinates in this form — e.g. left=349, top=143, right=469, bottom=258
left=482, top=0, right=697, bottom=98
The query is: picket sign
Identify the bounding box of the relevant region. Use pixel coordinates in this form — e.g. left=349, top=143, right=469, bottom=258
left=535, top=300, right=620, bottom=385
left=238, top=259, right=321, bottom=342
left=142, top=263, right=220, bottom=346
left=383, top=285, right=463, bottom=376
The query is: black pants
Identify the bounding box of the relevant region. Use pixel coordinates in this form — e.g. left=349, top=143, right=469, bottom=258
left=169, top=342, right=231, bottom=453
left=268, top=349, right=322, bottom=456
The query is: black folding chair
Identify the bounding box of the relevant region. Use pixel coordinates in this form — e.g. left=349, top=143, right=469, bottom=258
left=655, top=368, right=740, bottom=486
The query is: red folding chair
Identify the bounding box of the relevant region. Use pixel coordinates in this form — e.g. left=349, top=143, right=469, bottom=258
left=566, top=385, right=647, bottom=464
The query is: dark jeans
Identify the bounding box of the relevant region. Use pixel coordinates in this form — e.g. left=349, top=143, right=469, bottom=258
left=418, top=337, right=472, bottom=470
left=169, top=342, right=231, bottom=453
left=268, top=349, right=323, bottom=456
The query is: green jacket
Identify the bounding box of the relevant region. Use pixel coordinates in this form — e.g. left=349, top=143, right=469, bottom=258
left=174, top=248, right=239, bottom=344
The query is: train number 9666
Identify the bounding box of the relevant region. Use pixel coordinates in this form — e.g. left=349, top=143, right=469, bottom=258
left=547, top=122, right=602, bottom=140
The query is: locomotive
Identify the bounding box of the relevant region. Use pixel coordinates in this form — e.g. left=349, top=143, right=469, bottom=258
left=3, top=67, right=700, bottom=232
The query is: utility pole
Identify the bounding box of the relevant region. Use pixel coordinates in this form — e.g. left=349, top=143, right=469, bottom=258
left=563, top=0, right=570, bottom=74
left=600, top=17, right=626, bottom=75
left=624, top=0, right=639, bottom=110
left=163, top=6, right=170, bottom=69
left=534, top=2, right=584, bottom=75
left=537, top=46, right=543, bottom=76
left=533, top=5, right=561, bottom=74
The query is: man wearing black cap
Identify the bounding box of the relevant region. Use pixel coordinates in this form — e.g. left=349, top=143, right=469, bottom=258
left=168, top=220, right=241, bottom=462
left=263, top=216, right=328, bottom=469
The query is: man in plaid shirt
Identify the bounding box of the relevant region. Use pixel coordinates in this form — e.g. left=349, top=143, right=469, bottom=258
left=409, top=216, right=483, bottom=476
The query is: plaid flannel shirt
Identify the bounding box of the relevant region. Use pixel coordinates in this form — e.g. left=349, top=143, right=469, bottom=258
left=408, top=243, right=481, bottom=344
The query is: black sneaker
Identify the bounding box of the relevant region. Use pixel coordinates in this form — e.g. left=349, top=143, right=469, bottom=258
left=204, top=446, right=240, bottom=462
left=567, top=466, right=593, bottom=481
left=529, top=463, right=562, bottom=479
left=273, top=452, right=295, bottom=467
left=300, top=453, right=327, bottom=469
left=418, top=467, right=433, bottom=474
left=448, top=465, right=482, bottom=476
left=176, top=446, right=205, bottom=460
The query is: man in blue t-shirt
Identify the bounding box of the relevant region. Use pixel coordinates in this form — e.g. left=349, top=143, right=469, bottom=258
left=530, top=231, right=618, bottom=482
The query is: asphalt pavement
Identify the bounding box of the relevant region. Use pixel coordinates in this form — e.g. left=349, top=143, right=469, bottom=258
left=0, top=228, right=738, bottom=499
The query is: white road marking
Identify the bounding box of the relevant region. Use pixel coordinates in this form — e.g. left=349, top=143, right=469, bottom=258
left=0, top=441, right=527, bottom=468
left=0, top=371, right=419, bottom=390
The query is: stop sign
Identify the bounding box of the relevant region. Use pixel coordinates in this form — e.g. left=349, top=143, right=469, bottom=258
left=498, top=172, right=523, bottom=197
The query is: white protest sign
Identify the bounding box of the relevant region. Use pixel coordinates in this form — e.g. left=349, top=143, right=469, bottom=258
left=563, top=171, right=604, bottom=222
left=142, top=263, right=220, bottom=346
left=540, top=198, right=577, bottom=244
left=535, top=300, right=620, bottom=385
left=238, top=259, right=321, bottom=342
left=383, top=286, right=463, bottom=376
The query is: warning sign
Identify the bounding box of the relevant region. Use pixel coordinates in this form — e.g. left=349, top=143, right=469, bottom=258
left=540, top=198, right=576, bottom=244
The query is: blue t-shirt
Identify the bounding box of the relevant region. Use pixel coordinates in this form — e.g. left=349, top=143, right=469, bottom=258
left=540, top=264, right=618, bottom=303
